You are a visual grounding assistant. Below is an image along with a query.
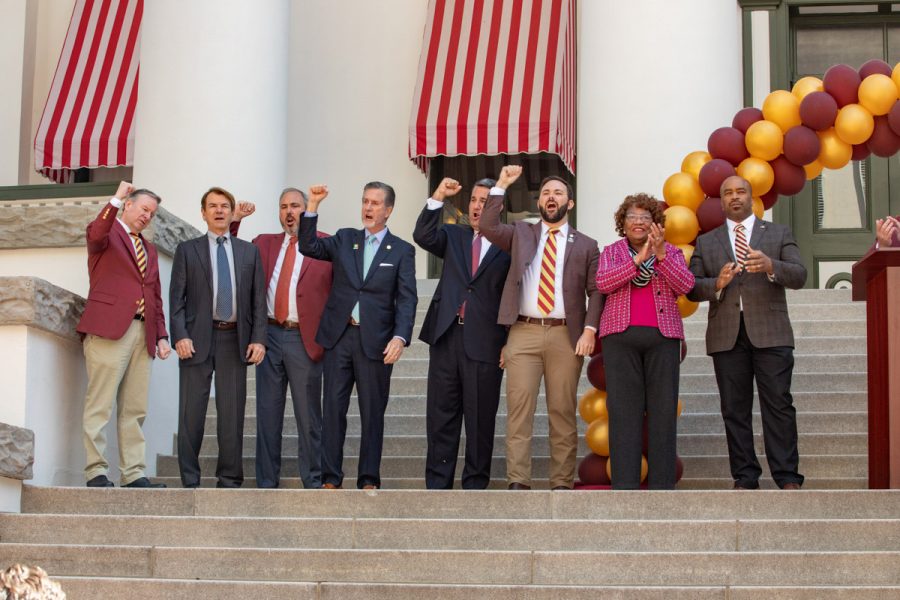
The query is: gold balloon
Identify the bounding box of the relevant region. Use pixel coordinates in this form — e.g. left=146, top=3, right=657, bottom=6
left=663, top=206, right=700, bottom=245
left=578, top=388, right=608, bottom=424
left=736, top=157, right=775, bottom=196
left=752, top=197, right=765, bottom=219
left=803, top=159, right=824, bottom=180
left=676, top=243, right=694, bottom=265
left=892, top=62, right=900, bottom=94
left=680, top=150, right=712, bottom=179
left=586, top=419, right=610, bottom=457
left=792, top=76, right=824, bottom=101
left=763, top=90, right=802, bottom=132
left=663, top=172, right=704, bottom=212
left=677, top=295, right=699, bottom=318
left=606, top=454, right=649, bottom=483
left=817, top=128, right=852, bottom=170
left=858, top=74, right=899, bottom=116
left=834, top=104, right=875, bottom=145
left=745, top=120, right=784, bottom=161
left=677, top=398, right=684, bottom=418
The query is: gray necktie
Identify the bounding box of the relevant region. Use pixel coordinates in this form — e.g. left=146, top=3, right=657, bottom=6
left=215, top=236, right=233, bottom=321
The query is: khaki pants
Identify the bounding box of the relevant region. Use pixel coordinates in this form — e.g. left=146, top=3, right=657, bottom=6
left=504, top=321, right=583, bottom=488
left=83, top=320, right=151, bottom=484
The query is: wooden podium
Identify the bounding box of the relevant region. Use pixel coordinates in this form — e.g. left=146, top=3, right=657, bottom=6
left=851, top=247, right=900, bottom=488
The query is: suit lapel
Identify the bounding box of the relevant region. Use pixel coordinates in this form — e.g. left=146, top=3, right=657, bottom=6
left=231, top=236, right=244, bottom=292
left=193, top=236, right=213, bottom=293
left=562, top=227, right=576, bottom=272
left=749, top=219, right=767, bottom=248
left=462, top=227, right=474, bottom=278
left=364, top=230, right=393, bottom=286
left=715, top=225, right=736, bottom=263
left=474, top=240, right=501, bottom=280
left=112, top=224, right=141, bottom=275
left=354, top=229, right=365, bottom=285
left=265, top=235, right=282, bottom=282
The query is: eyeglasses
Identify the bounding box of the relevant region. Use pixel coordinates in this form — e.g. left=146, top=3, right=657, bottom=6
left=625, top=214, right=653, bottom=223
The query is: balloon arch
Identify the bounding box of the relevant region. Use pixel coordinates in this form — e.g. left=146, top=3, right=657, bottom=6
left=576, top=58, right=898, bottom=487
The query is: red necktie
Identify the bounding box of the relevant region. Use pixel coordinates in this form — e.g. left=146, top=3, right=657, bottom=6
left=274, top=236, right=297, bottom=323
left=734, top=224, right=749, bottom=270
left=459, top=233, right=482, bottom=319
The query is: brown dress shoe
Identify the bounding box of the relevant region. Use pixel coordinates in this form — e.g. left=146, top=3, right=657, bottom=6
left=507, top=482, right=531, bottom=490
left=782, top=482, right=801, bottom=490
left=322, top=483, right=342, bottom=489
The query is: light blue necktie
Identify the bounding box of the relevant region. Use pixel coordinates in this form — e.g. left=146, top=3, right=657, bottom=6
left=215, top=236, right=233, bottom=321
left=352, top=235, right=378, bottom=323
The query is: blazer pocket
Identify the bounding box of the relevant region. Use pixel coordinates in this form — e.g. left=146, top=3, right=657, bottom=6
left=769, top=302, right=788, bottom=312
left=88, top=291, right=117, bottom=305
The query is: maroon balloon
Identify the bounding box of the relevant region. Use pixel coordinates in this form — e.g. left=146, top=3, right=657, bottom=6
left=590, top=334, right=603, bottom=357
left=771, top=156, right=807, bottom=196
left=859, top=59, right=893, bottom=79
left=823, top=64, right=861, bottom=108
left=708, top=126, right=749, bottom=166
left=800, top=91, right=839, bottom=131
left=732, top=107, right=764, bottom=134
left=851, top=143, right=871, bottom=162
left=761, top=189, right=779, bottom=210
left=675, top=455, right=684, bottom=482
left=698, top=159, right=736, bottom=198
left=782, top=125, right=821, bottom=166
left=657, top=200, right=669, bottom=213
left=577, top=453, right=610, bottom=486
left=680, top=339, right=688, bottom=363
left=696, top=196, right=726, bottom=233
left=888, top=100, right=900, bottom=136
left=868, top=115, right=900, bottom=158
left=586, top=353, right=606, bottom=391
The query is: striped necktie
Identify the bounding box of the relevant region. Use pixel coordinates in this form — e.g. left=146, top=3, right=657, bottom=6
left=130, top=233, right=146, bottom=317
left=537, top=228, right=559, bottom=316
left=734, top=223, right=749, bottom=270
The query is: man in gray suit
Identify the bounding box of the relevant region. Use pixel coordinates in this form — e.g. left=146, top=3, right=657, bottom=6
left=688, top=175, right=807, bottom=490
left=170, top=186, right=267, bottom=488
left=480, top=165, right=602, bottom=491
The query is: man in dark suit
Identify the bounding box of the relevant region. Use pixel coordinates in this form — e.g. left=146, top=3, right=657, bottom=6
left=480, top=166, right=602, bottom=490
left=77, top=181, right=171, bottom=488
left=414, top=176, right=511, bottom=489
left=688, top=175, right=807, bottom=490
left=169, top=187, right=267, bottom=488
left=229, top=189, right=333, bottom=489
left=299, top=182, right=417, bottom=489
left=875, top=215, right=899, bottom=248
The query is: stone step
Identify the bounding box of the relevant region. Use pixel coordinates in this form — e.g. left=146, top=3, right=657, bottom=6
left=682, top=319, right=865, bottom=338
left=202, top=410, right=866, bottom=437
left=1, top=543, right=896, bottom=587
left=154, top=453, right=867, bottom=480
left=25, top=487, right=900, bottom=519
left=675, top=477, right=868, bottom=490
left=3, top=514, right=899, bottom=553
left=195, top=432, right=866, bottom=458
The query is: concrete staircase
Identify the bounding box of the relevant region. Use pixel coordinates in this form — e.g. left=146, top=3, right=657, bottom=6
left=3, top=287, right=899, bottom=598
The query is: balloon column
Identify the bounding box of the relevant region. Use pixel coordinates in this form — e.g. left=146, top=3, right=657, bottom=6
left=576, top=338, right=687, bottom=487
left=661, top=59, right=900, bottom=310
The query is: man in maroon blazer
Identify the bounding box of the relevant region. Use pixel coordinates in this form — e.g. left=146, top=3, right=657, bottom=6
left=876, top=215, right=899, bottom=249
left=77, top=181, right=171, bottom=488
left=230, top=188, right=333, bottom=488
left=480, top=166, right=602, bottom=490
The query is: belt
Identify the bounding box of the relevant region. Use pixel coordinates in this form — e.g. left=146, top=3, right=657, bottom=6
left=517, top=315, right=566, bottom=327
left=349, top=317, right=360, bottom=326
left=213, top=321, right=237, bottom=330
left=268, top=318, right=299, bottom=329
left=133, top=314, right=145, bottom=322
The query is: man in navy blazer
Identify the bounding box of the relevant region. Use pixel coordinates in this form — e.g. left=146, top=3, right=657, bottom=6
left=414, top=176, right=511, bottom=489
left=298, top=181, right=417, bottom=489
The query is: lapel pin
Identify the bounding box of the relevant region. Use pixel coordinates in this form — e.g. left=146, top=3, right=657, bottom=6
left=568, top=233, right=575, bottom=243
left=386, top=244, right=391, bottom=250
left=353, top=243, right=359, bottom=250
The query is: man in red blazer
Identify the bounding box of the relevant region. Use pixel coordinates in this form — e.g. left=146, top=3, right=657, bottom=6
left=77, top=181, right=171, bottom=488
left=230, top=188, right=333, bottom=488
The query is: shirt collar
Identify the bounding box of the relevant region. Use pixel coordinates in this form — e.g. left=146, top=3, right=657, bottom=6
left=728, top=214, right=756, bottom=232
left=365, top=227, right=389, bottom=245
left=541, top=221, right=569, bottom=238
left=207, top=231, right=231, bottom=243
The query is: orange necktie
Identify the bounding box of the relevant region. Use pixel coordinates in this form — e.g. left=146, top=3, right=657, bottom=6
left=274, top=236, right=297, bottom=323
left=130, top=233, right=146, bottom=317
left=537, top=228, right=558, bottom=315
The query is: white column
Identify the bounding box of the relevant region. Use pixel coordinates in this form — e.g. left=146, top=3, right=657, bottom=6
left=0, top=0, right=28, bottom=186
left=133, top=1, right=290, bottom=240
left=577, top=0, right=745, bottom=248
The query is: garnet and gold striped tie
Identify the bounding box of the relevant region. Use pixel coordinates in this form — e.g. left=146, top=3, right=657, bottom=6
left=537, top=228, right=559, bottom=316
left=130, top=233, right=146, bottom=317
left=734, top=223, right=749, bottom=270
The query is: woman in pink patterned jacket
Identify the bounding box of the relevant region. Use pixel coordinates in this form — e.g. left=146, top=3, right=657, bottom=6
left=596, top=194, right=695, bottom=490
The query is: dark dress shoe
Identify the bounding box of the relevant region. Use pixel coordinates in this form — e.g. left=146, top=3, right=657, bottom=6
left=86, top=475, right=114, bottom=488
left=732, top=482, right=758, bottom=490
left=782, top=482, right=802, bottom=490
left=507, top=482, right=531, bottom=490
left=551, top=485, right=571, bottom=490
left=124, top=477, right=166, bottom=488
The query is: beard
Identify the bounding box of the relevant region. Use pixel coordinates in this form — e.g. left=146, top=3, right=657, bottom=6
left=540, top=202, right=569, bottom=224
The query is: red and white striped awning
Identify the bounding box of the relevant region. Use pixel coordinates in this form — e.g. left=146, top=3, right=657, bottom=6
left=34, top=0, right=143, bottom=183
left=409, top=0, right=576, bottom=174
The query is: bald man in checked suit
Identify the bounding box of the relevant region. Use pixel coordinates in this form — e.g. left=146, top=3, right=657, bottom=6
left=688, top=175, right=807, bottom=490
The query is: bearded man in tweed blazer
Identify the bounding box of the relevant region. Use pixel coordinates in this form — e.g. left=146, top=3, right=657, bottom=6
left=687, top=175, right=807, bottom=490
